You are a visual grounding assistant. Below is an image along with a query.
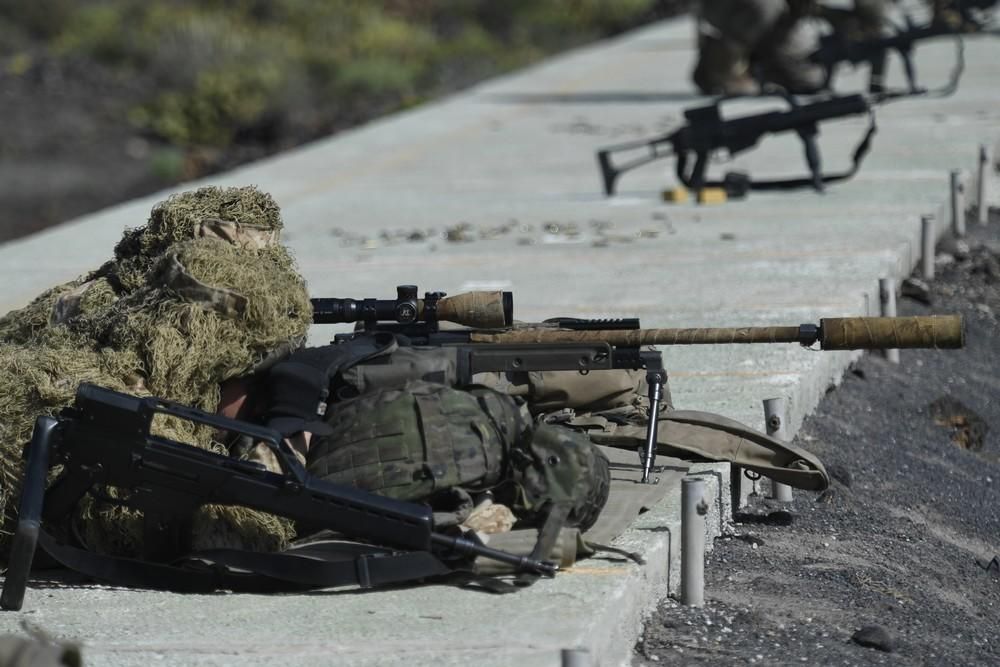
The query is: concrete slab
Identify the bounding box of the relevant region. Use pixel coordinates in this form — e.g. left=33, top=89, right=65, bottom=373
left=2, top=460, right=728, bottom=667
left=0, top=9, right=998, bottom=667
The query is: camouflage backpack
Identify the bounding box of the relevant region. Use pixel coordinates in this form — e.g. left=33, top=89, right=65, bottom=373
left=305, top=380, right=610, bottom=533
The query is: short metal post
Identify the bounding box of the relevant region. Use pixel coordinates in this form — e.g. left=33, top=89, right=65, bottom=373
left=951, top=170, right=966, bottom=237
left=681, top=477, right=706, bottom=607
left=732, top=464, right=759, bottom=509
left=763, top=398, right=793, bottom=502
left=921, top=214, right=935, bottom=281
left=560, top=648, right=592, bottom=667
left=977, top=144, right=992, bottom=226
left=879, top=278, right=900, bottom=364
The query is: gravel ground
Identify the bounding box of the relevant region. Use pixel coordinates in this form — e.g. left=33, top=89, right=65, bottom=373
left=636, top=215, right=1000, bottom=666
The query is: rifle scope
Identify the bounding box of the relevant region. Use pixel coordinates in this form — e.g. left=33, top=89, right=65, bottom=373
left=311, top=285, right=514, bottom=329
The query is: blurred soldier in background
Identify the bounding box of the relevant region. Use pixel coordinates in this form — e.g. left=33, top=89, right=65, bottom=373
left=691, top=0, right=888, bottom=95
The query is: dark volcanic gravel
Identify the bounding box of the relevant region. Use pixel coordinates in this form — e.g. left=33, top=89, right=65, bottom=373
left=636, top=216, right=1000, bottom=666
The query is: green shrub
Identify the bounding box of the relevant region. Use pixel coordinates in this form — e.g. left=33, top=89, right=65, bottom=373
left=25, top=0, right=669, bottom=150
left=133, top=63, right=286, bottom=146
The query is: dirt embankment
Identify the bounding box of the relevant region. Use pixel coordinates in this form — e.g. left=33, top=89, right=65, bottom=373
left=0, top=1, right=688, bottom=245
left=636, top=216, right=1000, bottom=665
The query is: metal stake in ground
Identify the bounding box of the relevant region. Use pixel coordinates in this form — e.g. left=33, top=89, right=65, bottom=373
left=977, top=144, right=993, bottom=226
left=560, top=648, right=592, bottom=667
left=681, top=477, right=706, bottom=607
left=879, top=278, right=900, bottom=364
left=763, top=397, right=793, bottom=502
left=921, top=214, right=936, bottom=281
left=951, top=170, right=966, bottom=238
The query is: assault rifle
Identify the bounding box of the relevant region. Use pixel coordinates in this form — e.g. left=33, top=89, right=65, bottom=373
left=0, top=383, right=556, bottom=611
left=809, top=13, right=967, bottom=97
left=313, top=286, right=965, bottom=484
left=810, top=0, right=999, bottom=96
left=596, top=93, right=875, bottom=198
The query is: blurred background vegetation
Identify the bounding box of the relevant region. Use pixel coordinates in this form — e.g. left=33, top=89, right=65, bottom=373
left=0, top=0, right=687, bottom=239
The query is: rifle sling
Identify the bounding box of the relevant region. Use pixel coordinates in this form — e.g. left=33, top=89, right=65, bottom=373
left=702, top=112, right=877, bottom=192
left=36, top=529, right=453, bottom=593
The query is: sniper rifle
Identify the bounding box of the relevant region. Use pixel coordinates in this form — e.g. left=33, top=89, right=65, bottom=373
left=312, top=286, right=965, bottom=485
left=596, top=93, right=875, bottom=198
left=0, top=383, right=556, bottom=611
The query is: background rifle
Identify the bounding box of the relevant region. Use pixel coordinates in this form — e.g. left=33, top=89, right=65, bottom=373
left=809, top=12, right=967, bottom=97
left=596, top=94, right=875, bottom=197
left=812, top=0, right=1000, bottom=97
left=313, top=287, right=964, bottom=484
left=0, top=383, right=556, bottom=611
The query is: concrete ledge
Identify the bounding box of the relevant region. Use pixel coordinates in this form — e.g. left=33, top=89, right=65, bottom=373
left=0, top=463, right=730, bottom=667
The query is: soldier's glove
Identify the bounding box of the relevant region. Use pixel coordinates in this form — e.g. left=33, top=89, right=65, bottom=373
left=263, top=360, right=334, bottom=436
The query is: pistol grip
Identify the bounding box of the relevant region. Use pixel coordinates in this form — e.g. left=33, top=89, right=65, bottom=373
left=597, top=150, right=618, bottom=196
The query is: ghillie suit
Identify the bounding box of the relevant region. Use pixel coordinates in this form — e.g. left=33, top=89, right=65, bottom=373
left=0, top=186, right=311, bottom=558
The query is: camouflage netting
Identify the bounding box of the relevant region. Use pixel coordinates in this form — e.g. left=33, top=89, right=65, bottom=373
left=0, top=186, right=306, bottom=558
left=106, top=186, right=283, bottom=293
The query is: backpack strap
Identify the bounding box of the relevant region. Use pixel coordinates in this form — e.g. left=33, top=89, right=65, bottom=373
left=514, top=501, right=571, bottom=587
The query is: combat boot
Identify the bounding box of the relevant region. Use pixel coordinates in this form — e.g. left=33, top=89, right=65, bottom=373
left=692, top=34, right=761, bottom=96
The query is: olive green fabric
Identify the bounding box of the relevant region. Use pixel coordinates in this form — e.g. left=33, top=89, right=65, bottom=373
left=307, top=381, right=527, bottom=501
left=507, top=423, right=611, bottom=532
left=475, top=364, right=672, bottom=415
left=307, top=380, right=611, bottom=532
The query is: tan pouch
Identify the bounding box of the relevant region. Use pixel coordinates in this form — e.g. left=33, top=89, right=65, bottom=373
left=475, top=366, right=669, bottom=415
left=589, top=409, right=829, bottom=491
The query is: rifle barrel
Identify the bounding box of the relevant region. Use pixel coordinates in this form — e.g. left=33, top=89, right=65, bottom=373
left=749, top=95, right=870, bottom=136
left=469, top=315, right=964, bottom=350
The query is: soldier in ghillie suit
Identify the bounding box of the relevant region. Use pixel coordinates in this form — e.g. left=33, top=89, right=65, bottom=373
left=0, top=185, right=830, bottom=592
left=0, top=186, right=616, bottom=582
left=0, top=185, right=312, bottom=558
